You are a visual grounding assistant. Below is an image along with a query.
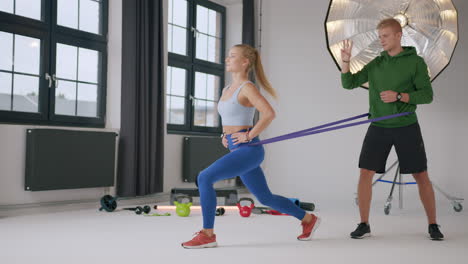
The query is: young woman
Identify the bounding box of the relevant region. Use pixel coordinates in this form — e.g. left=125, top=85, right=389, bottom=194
left=182, top=44, right=320, bottom=249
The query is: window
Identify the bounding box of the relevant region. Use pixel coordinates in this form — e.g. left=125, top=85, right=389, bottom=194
left=0, top=0, right=108, bottom=127
left=167, top=0, right=225, bottom=134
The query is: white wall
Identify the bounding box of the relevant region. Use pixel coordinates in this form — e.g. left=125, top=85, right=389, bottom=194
left=224, top=0, right=243, bottom=84
left=106, top=0, right=123, bottom=130
left=258, top=0, right=468, bottom=210
left=0, top=0, right=122, bottom=206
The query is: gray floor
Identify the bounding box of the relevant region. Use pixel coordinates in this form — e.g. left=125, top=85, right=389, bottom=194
left=1, top=199, right=467, bottom=264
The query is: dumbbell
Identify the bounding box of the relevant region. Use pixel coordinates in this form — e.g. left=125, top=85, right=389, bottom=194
left=288, top=198, right=315, bottom=211
left=216, top=207, right=225, bottom=216
left=123, top=205, right=151, bottom=215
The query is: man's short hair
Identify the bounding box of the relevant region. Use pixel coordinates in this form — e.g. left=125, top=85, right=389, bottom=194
left=377, top=18, right=402, bottom=33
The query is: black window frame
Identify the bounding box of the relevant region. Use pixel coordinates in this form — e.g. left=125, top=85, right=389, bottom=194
left=167, top=0, right=226, bottom=135
left=0, top=0, right=109, bottom=128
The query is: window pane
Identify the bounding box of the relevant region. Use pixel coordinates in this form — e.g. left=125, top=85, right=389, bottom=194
left=172, top=0, right=187, bottom=27
left=79, top=0, right=101, bottom=34
left=169, top=67, right=185, bottom=96
left=193, top=72, right=221, bottom=127
left=194, top=99, right=206, bottom=126
left=0, top=72, right=12, bottom=110
left=196, top=33, right=208, bottom=61
left=12, top=74, right=39, bottom=112
left=77, top=83, right=98, bottom=117
left=78, top=47, right=99, bottom=83
left=195, top=72, right=207, bottom=99
left=55, top=80, right=77, bottom=116
left=56, top=43, right=78, bottom=80
left=0, top=32, right=13, bottom=71
left=167, top=95, right=185, bottom=125
left=172, top=26, right=187, bottom=55
left=14, top=35, right=41, bottom=75
left=16, top=0, right=42, bottom=21
left=168, top=0, right=173, bottom=24
left=207, top=36, right=220, bottom=63
left=0, top=0, right=42, bottom=21
left=58, top=0, right=102, bottom=35
left=166, top=96, right=170, bottom=123
left=0, top=1, right=14, bottom=16
left=206, top=74, right=220, bottom=101
left=57, top=0, right=78, bottom=30
left=167, top=25, right=173, bottom=53
left=208, top=10, right=221, bottom=37
left=206, top=101, right=219, bottom=127
left=196, top=5, right=208, bottom=34
left=166, top=67, right=171, bottom=94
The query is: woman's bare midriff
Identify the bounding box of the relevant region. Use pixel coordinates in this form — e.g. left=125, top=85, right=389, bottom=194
left=223, top=125, right=253, bottom=135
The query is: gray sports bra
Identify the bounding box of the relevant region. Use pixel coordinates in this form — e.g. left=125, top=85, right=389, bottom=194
left=217, top=81, right=256, bottom=126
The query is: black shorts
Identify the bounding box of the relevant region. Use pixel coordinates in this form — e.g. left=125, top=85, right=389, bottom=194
left=359, top=123, right=427, bottom=174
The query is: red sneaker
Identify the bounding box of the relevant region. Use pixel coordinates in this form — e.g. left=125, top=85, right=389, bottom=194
left=297, top=214, right=320, bottom=241
left=181, top=231, right=217, bottom=249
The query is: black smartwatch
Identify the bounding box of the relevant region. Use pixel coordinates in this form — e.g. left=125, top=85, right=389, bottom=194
left=396, top=93, right=402, bottom=101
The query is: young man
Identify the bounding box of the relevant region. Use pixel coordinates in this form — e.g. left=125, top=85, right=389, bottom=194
left=340, top=18, right=444, bottom=240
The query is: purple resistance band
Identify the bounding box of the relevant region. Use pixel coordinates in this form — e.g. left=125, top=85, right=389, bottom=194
left=246, top=112, right=412, bottom=147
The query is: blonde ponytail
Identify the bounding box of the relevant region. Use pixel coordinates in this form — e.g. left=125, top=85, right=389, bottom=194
left=234, top=44, right=277, bottom=98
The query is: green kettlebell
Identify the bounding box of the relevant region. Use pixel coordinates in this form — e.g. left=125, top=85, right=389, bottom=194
left=174, top=195, right=193, bottom=217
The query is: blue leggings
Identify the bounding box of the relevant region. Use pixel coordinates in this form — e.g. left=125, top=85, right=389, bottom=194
left=197, top=133, right=306, bottom=229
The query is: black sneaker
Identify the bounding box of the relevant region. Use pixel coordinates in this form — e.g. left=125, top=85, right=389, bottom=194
left=350, top=222, right=371, bottom=239
left=428, top=224, right=444, bottom=240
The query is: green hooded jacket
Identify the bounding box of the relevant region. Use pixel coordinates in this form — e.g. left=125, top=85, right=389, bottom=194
left=341, top=46, right=433, bottom=128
